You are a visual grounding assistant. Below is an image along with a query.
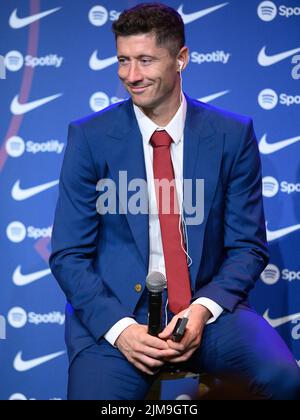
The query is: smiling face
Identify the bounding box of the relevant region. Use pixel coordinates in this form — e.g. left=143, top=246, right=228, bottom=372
left=117, top=33, right=182, bottom=114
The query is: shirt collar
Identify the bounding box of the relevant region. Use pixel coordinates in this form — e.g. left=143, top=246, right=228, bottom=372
left=133, top=94, right=187, bottom=145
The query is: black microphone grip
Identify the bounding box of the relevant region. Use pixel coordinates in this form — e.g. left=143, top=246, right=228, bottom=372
left=148, top=291, right=163, bottom=336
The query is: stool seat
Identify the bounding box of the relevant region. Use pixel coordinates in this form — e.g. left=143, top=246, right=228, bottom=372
left=145, top=365, right=213, bottom=400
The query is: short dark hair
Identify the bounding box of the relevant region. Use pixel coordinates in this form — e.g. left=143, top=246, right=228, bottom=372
left=112, top=3, right=185, bottom=56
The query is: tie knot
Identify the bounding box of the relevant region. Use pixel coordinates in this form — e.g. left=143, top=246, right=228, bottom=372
left=150, top=130, right=173, bottom=148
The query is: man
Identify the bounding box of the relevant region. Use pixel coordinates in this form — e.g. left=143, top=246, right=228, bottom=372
left=50, top=3, right=300, bottom=400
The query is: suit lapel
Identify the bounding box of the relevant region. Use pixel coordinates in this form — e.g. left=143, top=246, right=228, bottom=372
left=105, top=100, right=149, bottom=269
left=183, top=97, right=224, bottom=289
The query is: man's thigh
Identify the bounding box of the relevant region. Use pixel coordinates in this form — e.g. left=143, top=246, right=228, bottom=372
left=68, top=340, right=154, bottom=400
left=187, top=307, right=300, bottom=399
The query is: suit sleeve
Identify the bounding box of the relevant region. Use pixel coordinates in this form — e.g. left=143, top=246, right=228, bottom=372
left=49, top=123, right=133, bottom=341
left=192, top=119, right=269, bottom=311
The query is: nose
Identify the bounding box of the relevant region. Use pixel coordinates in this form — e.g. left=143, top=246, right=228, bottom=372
left=125, top=61, right=143, bottom=84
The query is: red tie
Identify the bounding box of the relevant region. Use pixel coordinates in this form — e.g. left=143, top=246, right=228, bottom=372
left=150, top=130, right=191, bottom=314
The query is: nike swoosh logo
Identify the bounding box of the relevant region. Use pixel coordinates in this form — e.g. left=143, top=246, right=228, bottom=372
left=266, top=222, right=300, bottom=242
left=12, top=180, right=59, bottom=201
left=198, top=90, right=230, bottom=103
left=13, top=266, right=51, bottom=286
left=14, top=351, right=65, bottom=372
left=258, top=46, right=300, bottom=66
left=89, top=51, right=118, bottom=70
left=259, top=134, right=300, bottom=154
left=9, top=7, right=61, bottom=29
left=178, top=3, right=228, bottom=24
left=264, top=309, right=300, bottom=328
left=11, top=94, right=62, bottom=115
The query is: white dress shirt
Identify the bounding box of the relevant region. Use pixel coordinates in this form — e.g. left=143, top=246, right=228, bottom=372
left=105, top=95, right=223, bottom=346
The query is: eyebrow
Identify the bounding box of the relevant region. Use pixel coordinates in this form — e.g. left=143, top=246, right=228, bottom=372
left=117, top=54, right=157, bottom=59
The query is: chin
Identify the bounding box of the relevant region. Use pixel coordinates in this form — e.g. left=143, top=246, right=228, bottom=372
left=131, top=97, right=154, bottom=109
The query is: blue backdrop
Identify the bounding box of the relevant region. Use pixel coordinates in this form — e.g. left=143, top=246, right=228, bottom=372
left=0, top=0, right=300, bottom=400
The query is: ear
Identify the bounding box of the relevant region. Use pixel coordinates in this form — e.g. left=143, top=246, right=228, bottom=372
left=176, top=46, right=189, bottom=71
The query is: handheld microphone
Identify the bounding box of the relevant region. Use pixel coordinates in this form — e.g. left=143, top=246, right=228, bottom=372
left=146, top=271, right=167, bottom=336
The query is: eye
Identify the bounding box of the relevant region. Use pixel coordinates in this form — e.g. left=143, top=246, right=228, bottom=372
left=118, top=58, right=128, bottom=66
left=140, top=58, right=153, bottom=65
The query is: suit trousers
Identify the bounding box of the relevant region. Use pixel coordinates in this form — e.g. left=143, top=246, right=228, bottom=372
left=67, top=298, right=300, bottom=400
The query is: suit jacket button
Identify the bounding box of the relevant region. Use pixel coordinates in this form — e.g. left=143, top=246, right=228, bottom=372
left=135, top=284, right=142, bottom=293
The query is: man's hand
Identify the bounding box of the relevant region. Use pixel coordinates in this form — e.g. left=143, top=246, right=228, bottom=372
left=158, top=305, right=212, bottom=363
left=115, top=324, right=181, bottom=375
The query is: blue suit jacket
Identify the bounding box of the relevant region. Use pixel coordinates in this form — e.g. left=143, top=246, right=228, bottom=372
left=50, top=95, right=269, bottom=364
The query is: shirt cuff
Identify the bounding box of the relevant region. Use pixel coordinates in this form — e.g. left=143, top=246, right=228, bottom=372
left=104, top=317, right=138, bottom=347
left=192, top=298, right=223, bottom=324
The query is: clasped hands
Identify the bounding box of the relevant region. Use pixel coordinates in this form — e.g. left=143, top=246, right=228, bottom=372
left=115, top=304, right=211, bottom=375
